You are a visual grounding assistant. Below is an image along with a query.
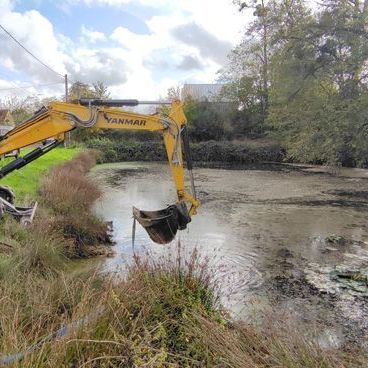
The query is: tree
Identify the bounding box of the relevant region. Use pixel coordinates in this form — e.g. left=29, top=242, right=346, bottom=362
left=167, top=86, right=181, bottom=101
left=1, top=96, right=33, bottom=124
left=184, top=98, right=225, bottom=141
left=225, top=0, right=368, bottom=166
left=68, top=81, right=111, bottom=142
left=267, top=0, right=368, bottom=166
left=316, top=0, right=368, bottom=99
left=266, top=1, right=368, bottom=166
left=93, top=81, right=110, bottom=99
left=68, top=81, right=94, bottom=100
left=230, top=0, right=281, bottom=120
left=0, top=95, right=61, bottom=125
left=68, top=80, right=110, bottom=100
left=220, top=1, right=310, bottom=137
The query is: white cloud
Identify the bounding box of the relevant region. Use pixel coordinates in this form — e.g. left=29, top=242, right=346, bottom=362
left=0, top=0, right=12, bottom=12
left=177, top=0, right=245, bottom=44
left=111, top=26, right=153, bottom=50
left=74, top=0, right=245, bottom=43
left=171, top=22, right=232, bottom=64
left=0, top=0, right=247, bottom=100
left=107, top=2, right=242, bottom=96
left=70, top=0, right=173, bottom=9
left=0, top=3, right=66, bottom=83
left=80, top=25, right=106, bottom=43
left=66, top=48, right=128, bottom=86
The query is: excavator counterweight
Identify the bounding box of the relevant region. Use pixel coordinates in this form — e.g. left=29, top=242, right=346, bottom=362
left=0, top=99, right=200, bottom=244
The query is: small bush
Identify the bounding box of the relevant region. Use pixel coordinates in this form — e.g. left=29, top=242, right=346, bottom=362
left=41, top=161, right=101, bottom=215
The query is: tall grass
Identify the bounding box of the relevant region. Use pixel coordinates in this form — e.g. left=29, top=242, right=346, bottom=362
left=41, top=151, right=99, bottom=212
left=0, top=150, right=109, bottom=260
left=0, top=150, right=112, bottom=362
left=0, top=244, right=360, bottom=368
left=39, top=150, right=113, bottom=258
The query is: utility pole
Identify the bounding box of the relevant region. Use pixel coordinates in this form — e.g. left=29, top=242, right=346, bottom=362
left=64, top=74, right=68, bottom=102
left=64, top=74, right=70, bottom=146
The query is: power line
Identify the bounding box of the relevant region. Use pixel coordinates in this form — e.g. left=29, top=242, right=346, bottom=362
left=0, top=24, right=65, bottom=79
left=0, top=81, right=64, bottom=92
left=0, top=70, right=31, bottom=94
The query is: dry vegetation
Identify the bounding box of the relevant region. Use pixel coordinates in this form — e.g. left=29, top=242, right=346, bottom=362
left=0, top=150, right=113, bottom=365
left=0, top=150, right=112, bottom=270
left=0, top=244, right=365, bottom=367
left=39, top=150, right=113, bottom=258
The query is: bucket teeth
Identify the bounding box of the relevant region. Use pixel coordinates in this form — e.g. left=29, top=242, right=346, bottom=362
left=133, top=203, right=191, bottom=244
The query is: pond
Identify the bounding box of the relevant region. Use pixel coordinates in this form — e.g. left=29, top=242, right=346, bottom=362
left=92, top=161, right=368, bottom=349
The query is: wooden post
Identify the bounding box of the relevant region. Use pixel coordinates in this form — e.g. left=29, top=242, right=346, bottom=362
left=64, top=74, right=70, bottom=147
left=64, top=74, right=68, bottom=102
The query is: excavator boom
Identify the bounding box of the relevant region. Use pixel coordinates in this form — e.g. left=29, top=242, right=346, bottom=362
left=0, top=99, right=200, bottom=244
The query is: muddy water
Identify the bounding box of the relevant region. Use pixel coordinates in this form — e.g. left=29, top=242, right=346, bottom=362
left=92, top=162, right=368, bottom=348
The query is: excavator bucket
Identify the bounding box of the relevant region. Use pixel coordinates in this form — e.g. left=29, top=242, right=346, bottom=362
left=133, top=202, right=191, bottom=244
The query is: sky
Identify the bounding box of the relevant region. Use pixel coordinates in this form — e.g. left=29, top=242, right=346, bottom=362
left=0, top=0, right=247, bottom=100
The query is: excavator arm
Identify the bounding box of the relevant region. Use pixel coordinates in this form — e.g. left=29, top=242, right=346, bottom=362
left=0, top=99, right=200, bottom=243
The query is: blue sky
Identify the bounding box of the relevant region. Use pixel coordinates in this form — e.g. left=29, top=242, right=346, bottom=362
left=0, top=0, right=245, bottom=99
left=14, top=0, right=157, bottom=37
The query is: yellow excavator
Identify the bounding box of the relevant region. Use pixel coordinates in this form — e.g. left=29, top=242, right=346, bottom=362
left=0, top=99, right=200, bottom=244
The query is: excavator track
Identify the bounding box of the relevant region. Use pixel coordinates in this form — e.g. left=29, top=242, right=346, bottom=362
left=0, top=197, right=37, bottom=224
left=0, top=185, right=15, bottom=204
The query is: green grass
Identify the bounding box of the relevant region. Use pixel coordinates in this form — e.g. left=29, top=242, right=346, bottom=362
left=0, top=147, right=81, bottom=200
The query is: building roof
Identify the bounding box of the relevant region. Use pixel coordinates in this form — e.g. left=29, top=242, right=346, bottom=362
left=181, top=84, right=225, bottom=101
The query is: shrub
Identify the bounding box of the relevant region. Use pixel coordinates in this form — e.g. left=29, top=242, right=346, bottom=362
left=41, top=153, right=101, bottom=215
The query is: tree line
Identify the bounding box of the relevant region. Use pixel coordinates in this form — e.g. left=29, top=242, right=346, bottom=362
left=0, top=81, right=110, bottom=122
left=220, top=0, right=368, bottom=167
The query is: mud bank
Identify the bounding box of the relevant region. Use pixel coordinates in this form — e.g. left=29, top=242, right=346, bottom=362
left=266, top=241, right=368, bottom=350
